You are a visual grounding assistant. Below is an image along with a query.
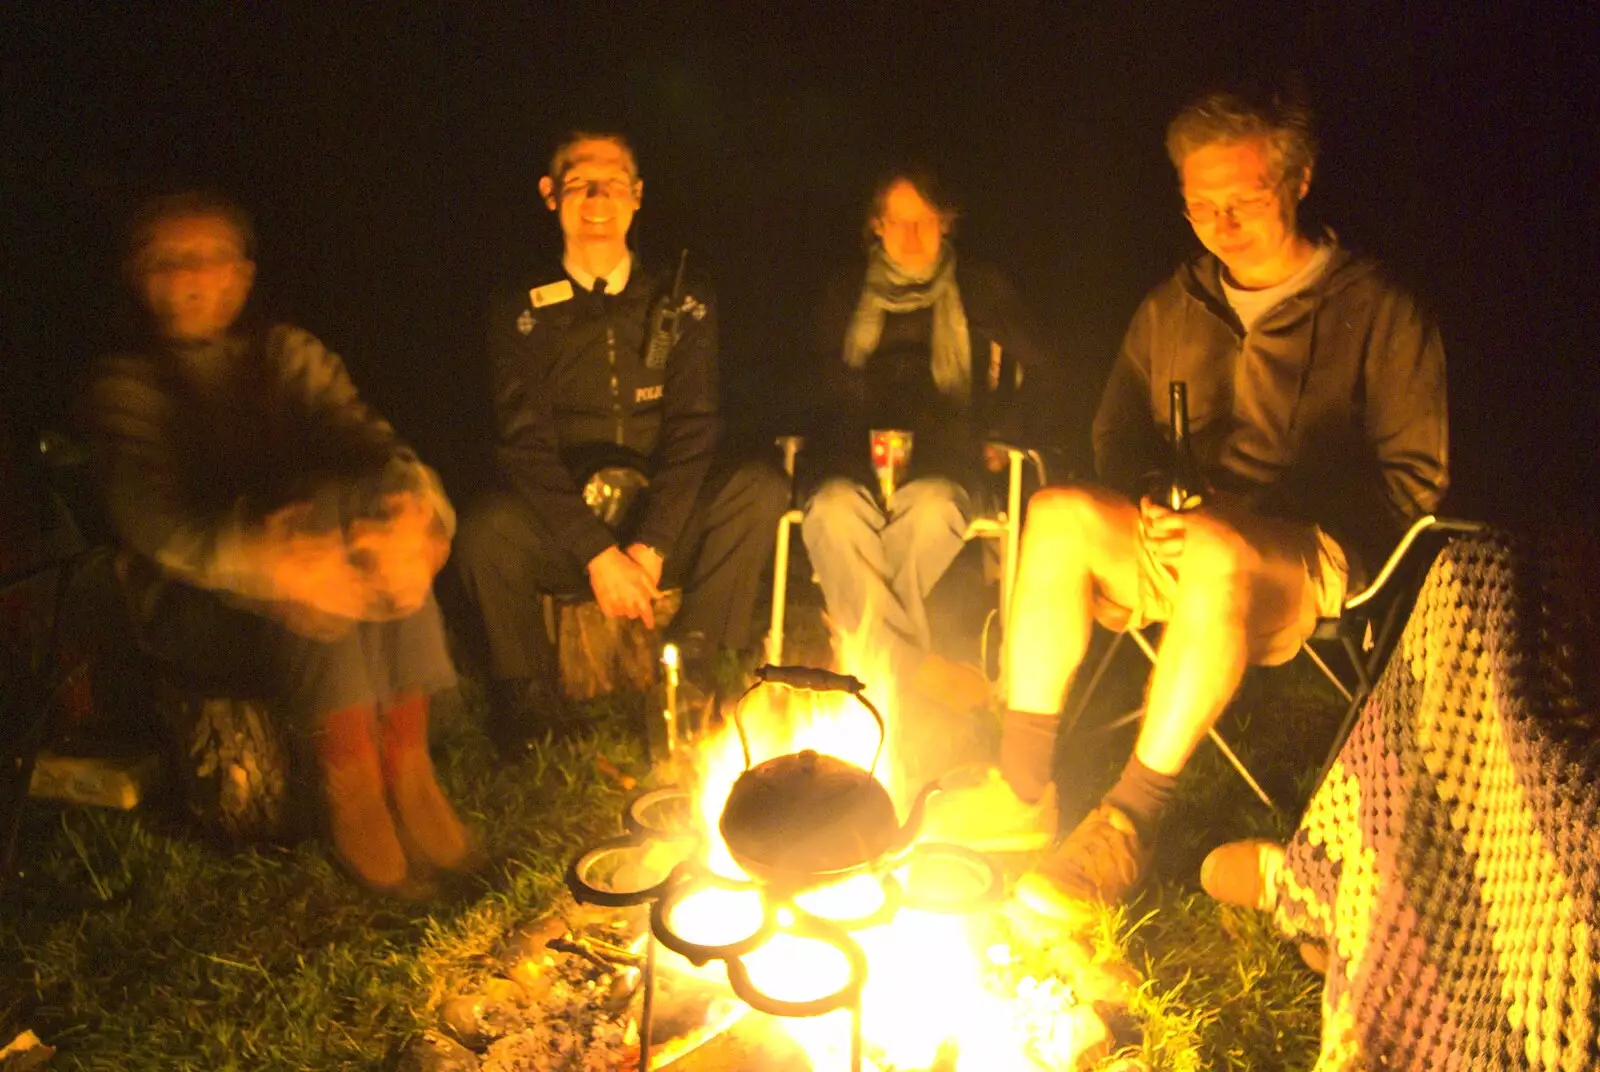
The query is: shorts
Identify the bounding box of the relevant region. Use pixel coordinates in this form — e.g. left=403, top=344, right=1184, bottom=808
left=1095, top=520, right=1350, bottom=667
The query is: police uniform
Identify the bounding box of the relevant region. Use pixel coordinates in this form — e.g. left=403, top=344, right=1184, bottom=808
left=455, top=255, right=788, bottom=706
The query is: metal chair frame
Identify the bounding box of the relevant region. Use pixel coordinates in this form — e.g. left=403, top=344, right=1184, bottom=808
left=763, top=436, right=1046, bottom=685
left=1067, top=513, right=1487, bottom=811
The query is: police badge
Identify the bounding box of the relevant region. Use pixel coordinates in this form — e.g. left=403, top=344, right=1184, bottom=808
left=516, top=309, right=535, bottom=335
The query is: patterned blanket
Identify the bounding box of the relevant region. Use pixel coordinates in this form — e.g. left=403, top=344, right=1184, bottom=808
left=1272, top=529, right=1600, bottom=1071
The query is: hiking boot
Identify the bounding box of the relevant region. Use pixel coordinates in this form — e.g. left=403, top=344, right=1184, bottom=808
left=1200, top=839, right=1327, bottom=975
left=921, top=765, right=1059, bottom=853
left=382, top=695, right=481, bottom=874
left=1199, top=838, right=1284, bottom=912
left=316, top=703, right=410, bottom=893
left=1014, top=803, right=1154, bottom=921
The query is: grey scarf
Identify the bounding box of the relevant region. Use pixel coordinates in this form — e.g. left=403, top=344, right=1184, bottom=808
left=843, top=244, right=971, bottom=400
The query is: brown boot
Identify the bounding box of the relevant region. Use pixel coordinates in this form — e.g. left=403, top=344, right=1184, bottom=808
left=1015, top=803, right=1154, bottom=923
left=381, top=693, right=476, bottom=872
left=316, top=703, right=410, bottom=891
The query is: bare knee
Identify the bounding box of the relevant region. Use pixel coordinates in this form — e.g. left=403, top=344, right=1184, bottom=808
left=1178, top=514, right=1259, bottom=605
left=1024, top=485, right=1128, bottom=552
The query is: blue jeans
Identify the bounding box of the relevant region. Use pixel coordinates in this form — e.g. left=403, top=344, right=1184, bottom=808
left=801, top=477, right=973, bottom=676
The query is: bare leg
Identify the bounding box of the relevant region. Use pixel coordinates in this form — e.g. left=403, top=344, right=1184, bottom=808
left=1004, top=486, right=1140, bottom=714
left=1016, top=507, right=1318, bottom=918
left=1137, top=510, right=1312, bottom=775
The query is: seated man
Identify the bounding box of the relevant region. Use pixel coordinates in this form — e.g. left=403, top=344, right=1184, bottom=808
left=802, top=165, right=1053, bottom=722
left=456, top=132, right=787, bottom=751
left=81, top=193, right=471, bottom=895
left=996, top=82, right=1449, bottom=919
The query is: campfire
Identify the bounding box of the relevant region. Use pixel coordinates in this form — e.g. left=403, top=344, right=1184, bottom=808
left=565, top=634, right=1115, bottom=1071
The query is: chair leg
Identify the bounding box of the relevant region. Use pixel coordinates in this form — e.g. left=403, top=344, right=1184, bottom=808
left=1206, top=728, right=1277, bottom=810
left=1302, top=642, right=1355, bottom=703
left=1062, top=629, right=1128, bottom=728
left=1311, top=595, right=1408, bottom=791
left=765, top=511, right=797, bottom=666
left=1129, top=626, right=1276, bottom=809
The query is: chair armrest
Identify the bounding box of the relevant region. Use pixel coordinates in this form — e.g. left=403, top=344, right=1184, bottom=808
left=1343, top=515, right=1487, bottom=610
left=983, top=440, right=1049, bottom=487
left=774, top=435, right=805, bottom=478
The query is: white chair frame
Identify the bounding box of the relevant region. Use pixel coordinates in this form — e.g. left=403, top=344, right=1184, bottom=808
left=763, top=436, right=1046, bottom=686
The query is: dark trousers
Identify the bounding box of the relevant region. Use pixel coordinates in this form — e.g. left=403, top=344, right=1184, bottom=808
left=131, top=580, right=457, bottom=727
left=454, top=459, right=789, bottom=684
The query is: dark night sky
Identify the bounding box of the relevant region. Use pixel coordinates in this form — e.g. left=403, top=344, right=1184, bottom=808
left=3, top=1, right=1596, bottom=523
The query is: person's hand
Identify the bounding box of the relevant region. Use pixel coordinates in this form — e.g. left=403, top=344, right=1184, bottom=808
left=983, top=444, right=1009, bottom=473
left=252, top=502, right=374, bottom=622
left=625, top=543, right=664, bottom=589
left=587, top=546, right=661, bottom=627
left=347, top=493, right=449, bottom=616
left=1138, top=495, right=1190, bottom=565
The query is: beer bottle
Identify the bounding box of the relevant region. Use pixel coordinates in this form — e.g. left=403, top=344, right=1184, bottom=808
left=1163, top=381, right=1202, bottom=512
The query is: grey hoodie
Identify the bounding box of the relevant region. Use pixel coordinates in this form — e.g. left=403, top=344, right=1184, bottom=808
left=1093, top=243, right=1449, bottom=584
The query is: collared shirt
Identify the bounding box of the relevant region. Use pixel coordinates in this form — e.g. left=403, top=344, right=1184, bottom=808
left=563, top=252, right=632, bottom=296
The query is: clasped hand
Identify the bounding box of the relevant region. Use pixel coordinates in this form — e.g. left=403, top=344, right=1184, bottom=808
left=587, top=544, right=663, bottom=628
left=253, top=493, right=447, bottom=639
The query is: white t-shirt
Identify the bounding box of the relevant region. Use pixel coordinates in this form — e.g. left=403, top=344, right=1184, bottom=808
left=1222, top=243, right=1334, bottom=333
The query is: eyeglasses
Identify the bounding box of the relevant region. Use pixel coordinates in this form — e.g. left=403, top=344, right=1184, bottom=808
left=1182, top=188, right=1280, bottom=228
left=559, top=175, right=637, bottom=201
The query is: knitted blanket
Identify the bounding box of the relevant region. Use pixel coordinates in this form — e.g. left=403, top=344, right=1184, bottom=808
left=1272, top=529, right=1600, bottom=1071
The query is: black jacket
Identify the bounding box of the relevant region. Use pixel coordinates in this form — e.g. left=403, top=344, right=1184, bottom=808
left=487, top=261, right=719, bottom=566
left=1093, top=244, right=1448, bottom=582
left=804, top=256, right=1054, bottom=496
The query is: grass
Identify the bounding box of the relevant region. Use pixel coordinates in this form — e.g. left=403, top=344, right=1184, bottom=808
left=0, top=608, right=1344, bottom=1071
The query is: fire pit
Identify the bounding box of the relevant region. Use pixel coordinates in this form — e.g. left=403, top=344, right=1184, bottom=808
left=568, top=665, right=1006, bottom=1071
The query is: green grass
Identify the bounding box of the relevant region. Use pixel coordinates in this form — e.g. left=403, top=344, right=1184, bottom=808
left=1, top=619, right=1344, bottom=1070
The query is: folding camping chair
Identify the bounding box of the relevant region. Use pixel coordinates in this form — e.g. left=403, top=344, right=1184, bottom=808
left=1065, top=512, right=1487, bottom=810
left=763, top=436, right=1047, bottom=684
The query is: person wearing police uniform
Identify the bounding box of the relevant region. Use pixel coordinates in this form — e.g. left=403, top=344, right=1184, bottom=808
left=455, top=132, right=787, bottom=752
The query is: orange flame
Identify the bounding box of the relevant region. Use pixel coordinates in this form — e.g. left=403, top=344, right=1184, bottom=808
left=660, top=609, right=1080, bottom=1070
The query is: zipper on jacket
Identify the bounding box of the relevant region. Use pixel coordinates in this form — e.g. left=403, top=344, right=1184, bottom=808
left=606, top=325, right=624, bottom=444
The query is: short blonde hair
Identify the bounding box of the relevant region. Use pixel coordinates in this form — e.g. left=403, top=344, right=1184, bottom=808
left=1165, top=81, right=1318, bottom=188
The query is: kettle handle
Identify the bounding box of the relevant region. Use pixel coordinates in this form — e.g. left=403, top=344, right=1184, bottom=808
left=730, top=664, right=886, bottom=775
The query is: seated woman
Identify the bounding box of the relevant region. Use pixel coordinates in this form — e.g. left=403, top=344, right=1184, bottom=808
left=80, top=192, right=471, bottom=896
left=801, top=166, right=1053, bottom=715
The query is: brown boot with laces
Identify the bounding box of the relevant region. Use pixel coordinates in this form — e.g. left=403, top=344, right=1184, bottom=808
left=1015, top=803, right=1154, bottom=923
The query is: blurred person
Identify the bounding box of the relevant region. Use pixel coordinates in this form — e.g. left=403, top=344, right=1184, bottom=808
left=455, top=132, right=787, bottom=754
left=81, top=192, right=471, bottom=895
left=986, top=81, right=1449, bottom=921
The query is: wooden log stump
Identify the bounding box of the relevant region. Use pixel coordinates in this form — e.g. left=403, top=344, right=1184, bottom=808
left=154, top=679, right=290, bottom=841
left=556, top=588, right=682, bottom=701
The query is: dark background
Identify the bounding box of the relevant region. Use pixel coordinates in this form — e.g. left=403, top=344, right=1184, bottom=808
left=3, top=1, right=1596, bottom=524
